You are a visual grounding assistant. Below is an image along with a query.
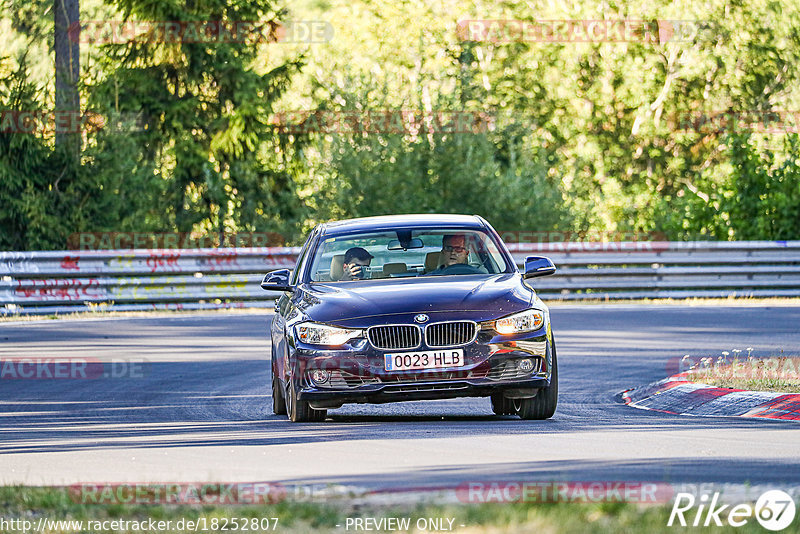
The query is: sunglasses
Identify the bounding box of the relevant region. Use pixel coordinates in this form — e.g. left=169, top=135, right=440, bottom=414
left=443, top=245, right=466, bottom=253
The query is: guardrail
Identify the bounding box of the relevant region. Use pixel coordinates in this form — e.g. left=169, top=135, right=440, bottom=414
left=508, top=240, right=800, bottom=300
left=2, top=241, right=799, bottom=315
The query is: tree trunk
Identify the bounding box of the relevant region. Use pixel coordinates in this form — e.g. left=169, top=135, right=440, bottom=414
left=54, top=0, right=80, bottom=154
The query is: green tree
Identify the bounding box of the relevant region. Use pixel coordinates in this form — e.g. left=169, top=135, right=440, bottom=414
left=725, top=133, right=800, bottom=240
left=89, top=0, right=307, bottom=241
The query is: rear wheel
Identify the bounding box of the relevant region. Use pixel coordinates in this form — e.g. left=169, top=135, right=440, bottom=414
left=514, top=340, right=558, bottom=420
left=285, top=376, right=327, bottom=422
left=490, top=393, right=515, bottom=415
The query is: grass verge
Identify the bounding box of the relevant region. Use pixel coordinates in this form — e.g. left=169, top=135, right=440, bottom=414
left=690, top=377, right=800, bottom=393
left=0, top=486, right=777, bottom=534
left=685, top=356, right=800, bottom=393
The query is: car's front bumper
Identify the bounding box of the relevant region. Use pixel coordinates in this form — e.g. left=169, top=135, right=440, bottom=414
left=301, top=376, right=550, bottom=408
left=289, top=329, right=554, bottom=409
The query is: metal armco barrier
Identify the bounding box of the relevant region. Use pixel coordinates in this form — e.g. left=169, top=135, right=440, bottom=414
left=0, top=248, right=299, bottom=316
left=508, top=240, right=800, bottom=300
left=2, top=241, right=799, bottom=315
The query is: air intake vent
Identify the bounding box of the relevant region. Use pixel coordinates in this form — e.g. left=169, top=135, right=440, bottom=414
left=368, top=325, right=421, bottom=350
left=425, top=321, right=477, bottom=347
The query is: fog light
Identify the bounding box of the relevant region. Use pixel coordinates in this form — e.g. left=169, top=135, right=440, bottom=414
left=517, top=359, right=534, bottom=372
left=310, top=369, right=330, bottom=384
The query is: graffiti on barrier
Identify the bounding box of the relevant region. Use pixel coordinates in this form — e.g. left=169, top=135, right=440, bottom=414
left=14, top=279, right=103, bottom=301
left=60, top=256, right=80, bottom=271
left=197, top=252, right=240, bottom=271
left=146, top=253, right=182, bottom=273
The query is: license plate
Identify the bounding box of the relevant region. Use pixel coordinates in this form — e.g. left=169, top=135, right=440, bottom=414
left=384, top=349, right=465, bottom=371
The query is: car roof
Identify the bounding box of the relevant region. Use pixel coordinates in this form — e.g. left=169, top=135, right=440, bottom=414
left=318, top=214, right=487, bottom=236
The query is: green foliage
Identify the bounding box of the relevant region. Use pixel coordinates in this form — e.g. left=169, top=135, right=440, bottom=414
left=1, top=0, right=309, bottom=250
left=1, top=58, right=78, bottom=249
left=726, top=134, right=800, bottom=240
left=283, top=0, right=800, bottom=240
left=310, top=113, right=570, bottom=233
left=86, top=0, right=308, bottom=241
left=2, top=0, right=800, bottom=250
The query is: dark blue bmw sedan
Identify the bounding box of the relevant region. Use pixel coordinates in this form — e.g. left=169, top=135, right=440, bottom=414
left=262, top=214, right=558, bottom=422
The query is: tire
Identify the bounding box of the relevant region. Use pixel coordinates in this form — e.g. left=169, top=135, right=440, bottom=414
left=285, top=376, right=327, bottom=423
left=514, top=340, right=558, bottom=420
left=271, top=361, right=286, bottom=415
left=490, top=392, right=515, bottom=415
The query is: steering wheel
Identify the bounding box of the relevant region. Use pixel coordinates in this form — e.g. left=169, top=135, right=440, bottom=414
left=435, top=263, right=484, bottom=275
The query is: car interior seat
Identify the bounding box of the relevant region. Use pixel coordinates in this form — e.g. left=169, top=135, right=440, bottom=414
left=424, top=252, right=441, bottom=272
left=382, top=262, right=408, bottom=276
left=329, top=254, right=345, bottom=281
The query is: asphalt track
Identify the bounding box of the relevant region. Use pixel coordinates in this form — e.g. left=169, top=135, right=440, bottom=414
left=1, top=306, right=799, bottom=492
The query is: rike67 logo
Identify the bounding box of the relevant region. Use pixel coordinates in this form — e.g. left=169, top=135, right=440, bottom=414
left=668, top=490, right=796, bottom=531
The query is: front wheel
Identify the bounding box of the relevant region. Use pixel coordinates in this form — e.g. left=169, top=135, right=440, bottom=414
left=490, top=393, right=515, bottom=415
left=271, top=362, right=286, bottom=415
left=514, top=340, right=558, bottom=420
left=285, top=377, right=327, bottom=422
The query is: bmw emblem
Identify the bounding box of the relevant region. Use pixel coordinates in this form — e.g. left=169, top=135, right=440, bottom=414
left=414, top=314, right=429, bottom=323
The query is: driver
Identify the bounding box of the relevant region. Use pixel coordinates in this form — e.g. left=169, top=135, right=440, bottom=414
left=439, top=234, right=469, bottom=268
left=426, top=234, right=470, bottom=275
left=427, top=234, right=488, bottom=275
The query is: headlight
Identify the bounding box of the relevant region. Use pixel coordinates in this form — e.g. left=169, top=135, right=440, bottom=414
left=494, top=309, right=544, bottom=334
left=296, top=322, right=362, bottom=346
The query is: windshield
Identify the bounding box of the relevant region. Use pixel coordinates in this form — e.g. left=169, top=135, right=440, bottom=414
left=308, top=228, right=511, bottom=282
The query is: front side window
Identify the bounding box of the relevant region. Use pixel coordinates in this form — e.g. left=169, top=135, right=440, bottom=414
left=291, top=233, right=314, bottom=285
left=307, top=229, right=511, bottom=282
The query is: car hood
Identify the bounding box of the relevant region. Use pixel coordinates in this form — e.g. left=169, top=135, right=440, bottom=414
left=295, top=273, right=534, bottom=326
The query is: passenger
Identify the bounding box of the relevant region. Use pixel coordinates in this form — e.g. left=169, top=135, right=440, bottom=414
left=341, top=247, right=374, bottom=280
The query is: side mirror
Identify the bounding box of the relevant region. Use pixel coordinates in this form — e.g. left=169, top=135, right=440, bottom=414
left=261, top=269, right=293, bottom=292
left=523, top=256, right=556, bottom=279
